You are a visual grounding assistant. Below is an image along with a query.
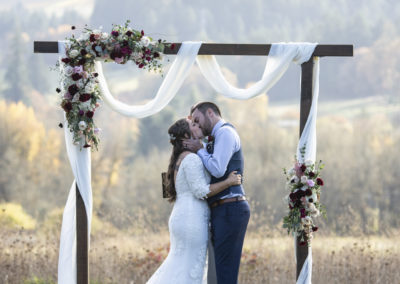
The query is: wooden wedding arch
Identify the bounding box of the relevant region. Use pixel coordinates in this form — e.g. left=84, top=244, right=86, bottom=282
left=34, top=41, right=353, bottom=283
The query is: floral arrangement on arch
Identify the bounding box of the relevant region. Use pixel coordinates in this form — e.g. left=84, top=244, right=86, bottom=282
left=283, top=146, right=326, bottom=246
left=56, top=20, right=172, bottom=150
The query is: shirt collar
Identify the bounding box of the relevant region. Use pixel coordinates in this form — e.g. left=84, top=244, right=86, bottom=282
left=211, top=119, right=225, bottom=136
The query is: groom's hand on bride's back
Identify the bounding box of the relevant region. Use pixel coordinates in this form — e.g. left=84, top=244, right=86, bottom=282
left=182, top=138, right=203, bottom=152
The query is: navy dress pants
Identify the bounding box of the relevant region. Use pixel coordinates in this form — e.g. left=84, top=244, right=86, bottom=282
left=210, top=200, right=250, bottom=284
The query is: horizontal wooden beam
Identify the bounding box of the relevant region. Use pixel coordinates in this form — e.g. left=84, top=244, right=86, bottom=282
left=34, top=41, right=353, bottom=57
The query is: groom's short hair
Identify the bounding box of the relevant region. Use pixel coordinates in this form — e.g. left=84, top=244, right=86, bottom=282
left=190, top=102, right=221, bottom=117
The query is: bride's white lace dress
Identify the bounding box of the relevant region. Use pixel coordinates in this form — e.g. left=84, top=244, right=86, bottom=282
left=147, top=153, right=211, bottom=284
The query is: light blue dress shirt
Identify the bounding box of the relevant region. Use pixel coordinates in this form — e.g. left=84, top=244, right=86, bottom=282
left=197, top=119, right=243, bottom=200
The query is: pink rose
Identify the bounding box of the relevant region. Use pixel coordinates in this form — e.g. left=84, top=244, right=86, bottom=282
left=64, top=92, right=73, bottom=100
left=114, top=57, right=124, bottom=64
left=74, top=65, right=84, bottom=74
left=307, top=180, right=315, bottom=187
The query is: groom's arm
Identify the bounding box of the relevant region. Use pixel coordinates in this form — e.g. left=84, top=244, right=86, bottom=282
left=197, top=127, right=239, bottom=178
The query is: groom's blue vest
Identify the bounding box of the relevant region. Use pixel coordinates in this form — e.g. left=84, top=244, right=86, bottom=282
left=207, top=123, right=245, bottom=205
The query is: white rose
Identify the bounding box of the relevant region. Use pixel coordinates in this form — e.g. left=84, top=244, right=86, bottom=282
left=101, top=32, right=109, bottom=40
left=78, top=121, right=87, bottom=130
left=69, top=49, right=79, bottom=58
left=288, top=168, right=295, bottom=176
left=64, top=66, right=74, bottom=76
left=307, top=192, right=318, bottom=203
left=301, top=176, right=308, bottom=184
left=290, top=176, right=299, bottom=183
left=141, top=36, right=151, bottom=47
left=85, top=84, right=95, bottom=93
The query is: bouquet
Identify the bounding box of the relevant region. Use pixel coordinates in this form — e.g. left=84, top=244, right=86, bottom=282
left=283, top=146, right=326, bottom=246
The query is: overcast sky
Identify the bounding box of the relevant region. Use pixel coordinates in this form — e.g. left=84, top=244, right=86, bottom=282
left=0, top=0, right=94, bottom=17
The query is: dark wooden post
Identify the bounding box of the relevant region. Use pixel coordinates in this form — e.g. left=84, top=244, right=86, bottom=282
left=76, top=184, right=89, bottom=284
left=296, top=58, right=314, bottom=279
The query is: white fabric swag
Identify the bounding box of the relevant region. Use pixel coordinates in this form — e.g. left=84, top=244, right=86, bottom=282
left=57, top=41, right=319, bottom=284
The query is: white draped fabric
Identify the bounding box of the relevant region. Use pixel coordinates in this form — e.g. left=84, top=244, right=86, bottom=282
left=57, top=41, right=318, bottom=284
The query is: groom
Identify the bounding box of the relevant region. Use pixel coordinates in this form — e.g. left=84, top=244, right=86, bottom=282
left=185, top=101, right=250, bottom=284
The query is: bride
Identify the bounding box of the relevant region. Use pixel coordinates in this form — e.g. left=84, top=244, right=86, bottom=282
left=147, top=118, right=241, bottom=284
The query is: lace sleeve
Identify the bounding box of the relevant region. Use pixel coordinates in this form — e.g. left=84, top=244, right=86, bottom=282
left=181, top=153, right=211, bottom=200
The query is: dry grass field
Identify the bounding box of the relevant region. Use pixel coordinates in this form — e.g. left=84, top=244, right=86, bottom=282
left=1, top=228, right=399, bottom=284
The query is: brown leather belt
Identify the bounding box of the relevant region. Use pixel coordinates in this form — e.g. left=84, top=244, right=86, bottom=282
left=210, top=196, right=246, bottom=208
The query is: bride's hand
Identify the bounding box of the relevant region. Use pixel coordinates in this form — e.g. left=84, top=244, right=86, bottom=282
left=227, top=171, right=242, bottom=186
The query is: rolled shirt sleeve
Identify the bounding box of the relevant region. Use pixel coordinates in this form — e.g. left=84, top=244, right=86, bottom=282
left=197, top=124, right=240, bottom=178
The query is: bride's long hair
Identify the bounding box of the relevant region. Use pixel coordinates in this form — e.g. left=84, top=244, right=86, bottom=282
left=165, top=118, right=191, bottom=202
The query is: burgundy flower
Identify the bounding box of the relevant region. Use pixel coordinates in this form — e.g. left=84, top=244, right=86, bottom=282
left=78, top=58, right=86, bottom=65
left=138, top=63, right=144, bottom=68
left=312, top=226, right=318, bottom=232
left=68, top=84, right=79, bottom=95
left=61, top=58, right=71, bottom=64
left=289, top=192, right=296, bottom=201
left=308, top=198, right=314, bottom=203
left=317, top=178, right=324, bottom=186
left=71, top=73, right=82, bottom=81
left=305, top=189, right=312, bottom=196
left=79, top=109, right=84, bottom=116
left=121, top=46, right=132, bottom=55
left=61, top=101, right=73, bottom=113
left=146, top=56, right=151, bottom=61
left=300, top=164, right=307, bottom=172
left=300, top=208, right=306, bottom=218
left=297, top=190, right=306, bottom=198
left=79, top=93, right=91, bottom=102
left=141, top=30, right=144, bottom=36
left=89, top=34, right=96, bottom=42
left=86, top=111, right=94, bottom=118
left=170, top=43, right=176, bottom=50
left=154, top=52, right=160, bottom=58
left=145, top=49, right=151, bottom=55
left=299, top=241, right=307, bottom=246
left=126, top=31, right=133, bottom=37
left=110, top=49, right=123, bottom=60
left=111, top=30, right=119, bottom=37
left=289, top=204, right=293, bottom=209
left=80, top=49, right=87, bottom=56
left=308, top=171, right=315, bottom=178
